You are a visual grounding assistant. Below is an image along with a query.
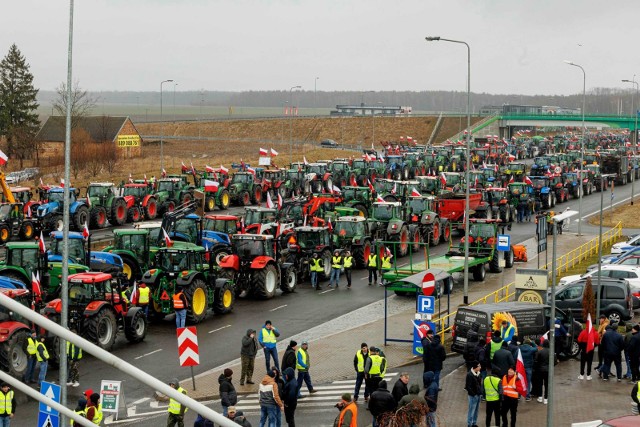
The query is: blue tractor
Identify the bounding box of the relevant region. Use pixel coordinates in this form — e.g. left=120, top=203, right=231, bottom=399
left=529, top=176, right=556, bottom=210
left=36, top=187, right=90, bottom=232
left=48, top=231, right=124, bottom=276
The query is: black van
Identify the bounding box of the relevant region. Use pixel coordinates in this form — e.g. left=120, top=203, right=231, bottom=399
left=452, top=301, right=582, bottom=358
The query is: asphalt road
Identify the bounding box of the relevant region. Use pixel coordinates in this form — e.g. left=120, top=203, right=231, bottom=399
left=20, top=180, right=638, bottom=426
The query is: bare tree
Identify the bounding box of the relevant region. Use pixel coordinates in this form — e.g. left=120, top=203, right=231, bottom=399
left=52, top=80, right=96, bottom=131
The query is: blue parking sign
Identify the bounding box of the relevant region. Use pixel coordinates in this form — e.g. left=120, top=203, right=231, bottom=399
left=417, top=295, right=435, bottom=314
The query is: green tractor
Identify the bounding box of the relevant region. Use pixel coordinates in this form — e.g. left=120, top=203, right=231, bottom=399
left=104, top=227, right=161, bottom=283
left=405, top=196, right=449, bottom=247
left=282, top=169, right=306, bottom=198
left=85, top=182, right=128, bottom=228
left=329, top=160, right=352, bottom=188
left=340, top=186, right=373, bottom=217
left=140, top=243, right=235, bottom=323
left=368, top=202, right=411, bottom=257
left=154, top=175, right=195, bottom=215
left=227, top=172, right=263, bottom=206
left=332, top=216, right=373, bottom=268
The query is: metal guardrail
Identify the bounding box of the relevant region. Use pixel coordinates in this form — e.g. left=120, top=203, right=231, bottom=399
left=431, top=222, right=623, bottom=340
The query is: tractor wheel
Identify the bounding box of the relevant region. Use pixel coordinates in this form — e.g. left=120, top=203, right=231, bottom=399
left=392, top=170, right=402, bottom=180
left=472, top=264, right=486, bottom=281
left=430, top=220, right=441, bottom=247
left=489, top=252, right=502, bottom=273
left=182, top=192, right=193, bottom=205
left=185, top=279, right=208, bottom=324
left=144, top=197, right=158, bottom=220
left=110, top=198, right=127, bottom=226
left=205, top=197, right=216, bottom=212
left=90, top=206, right=108, bottom=229
left=0, top=329, right=29, bottom=378
left=280, top=266, right=297, bottom=293
left=241, top=191, right=251, bottom=206
left=211, top=245, right=232, bottom=266
left=124, top=309, right=147, bottom=343
left=352, top=203, right=368, bottom=218
left=213, top=279, right=235, bottom=314
left=73, top=206, right=89, bottom=231
left=19, top=221, right=35, bottom=240
left=320, top=249, right=332, bottom=280
left=252, top=264, right=278, bottom=299
left=505, top=247, right=515, bottom=268
left=402, top=166, right=410, bottom=180
left=53, top=216, right=64, bottom=231
left=411, top=228, right=422, bottom=253
left=353, top=240, right=372, bottom=268
left=120, top=256, right=141, bottom=284
left=397, top=226, right=410, bottom=257
left=357, top=175, right=367, bottom=186
left=252, top=186, right=263, bottom=204
left=86, top=308, right=118, bottom=350
left=127, top=207, right=142, bottom=223
left=441, top=223, right=451, bottom=244
left=166, top=200, right=177, bottom=213
left=219, top=190, right=230, bottom=210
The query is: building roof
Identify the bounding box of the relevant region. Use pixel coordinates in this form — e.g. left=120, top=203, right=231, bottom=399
left=36, top=116, right=137, bottom=143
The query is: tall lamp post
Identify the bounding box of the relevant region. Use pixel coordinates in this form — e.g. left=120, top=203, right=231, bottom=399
left=623, top=77, right=638, bottom=205
left=564, top=60, right=586, bottom=235
left=289, top=85, right=301, bottom=163
left=173, top=82, right=178, bottom=122
left=160, top=79, right=174, bottom=173
left=426, top=36, right=472, bottom=304
left=314, top=77, right=319, bottom=112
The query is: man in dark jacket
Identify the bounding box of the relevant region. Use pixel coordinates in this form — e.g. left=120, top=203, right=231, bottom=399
left=423, top=371, right=438, bottom=427
left=218, top=368, right=238, bottom=417
left=491, top=341, right=515, bottom=379
left=282, top=367, right=298, bottom=427
left=422, top=333, right=446, bottom=388
left=601, top=324, right=625, bottom=381
left=465, top=361, right=482, bottom=427
left=240, top=328, right=259, bottom=385
left=626, top=325, right=640, bottom=382
left=368, top=380, right=396, bottom=427
left=519, top=339, right=538, bottom=400
left=534, top=340, right=551, bottom=403
left=391, top=372, right=409, bottom=404
left=282, top=340, right=298, bottom=373
left=353, top=342, right=370, bottom=402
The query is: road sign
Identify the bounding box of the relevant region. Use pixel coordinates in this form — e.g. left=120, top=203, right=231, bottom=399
left=100, top=380, right=123, bottom=413
left=177, top=326, right=200, bottom=367
left=497, top=234, right=511, bottom=251
left=38, top=381, right=61, bottom=416
left=38, top=412, right=58, bottom=427
left=412, top=320, right=436, bottom=356
left=417, top=295, right=435, bottom=314
left=422, top=272, right=435, bottom=296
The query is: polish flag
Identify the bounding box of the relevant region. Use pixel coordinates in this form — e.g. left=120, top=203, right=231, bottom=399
left=411, top=187, right=421, bottom=197
left=161, top=168, right=167, bottom=178
left=31, top=272, right=42, bottom=302
left=206, top=165, right=216, bottom=173
left=82, top=222, right=90, bottom=240
left=376, top=195, right=385, bottom=203
left=277, top=193, right=283, bottom=209
left=60, top=178, right=65, bottom=188
left=586, top=313, right=595, bottom=353
left=482, top=161, right=487, bottom=169
left=259, top=148, right=268, bottom=156
left=327, top=218, right=333, bottom=232
left=516, top=348, right=528, bottom=396
left=367, top=179, right=375, bottom=192
left=539, top=330, right=549, bottom=345
left=204, top=180, right=219, bottom=192
left=494, top=164, right=499, bottom=172
left=39, top=177, right=44, bottom=187
left=270, top=148, right=279, bottom=157
left=475, top=176, right=479, bottom=187
left=128, top=173, right=133, bottom=183
left=266, top=192, right=275, bottom=209
left=219, top=165, right=229, bottom=174
left=524, top=176, right=533, bottom=186
left=162, top=227, right=173, bottom=248
left=130, top=281, right=138, bottom=305
left=303, top=156, right=309, bottom=165
left=0, top=149, right=8, bottom=166
left=86, top=194, right=92, bottom=208
left=38, top=231, right=46, bottom=254
left=27, top=204, right=32, bottom=218
left=439, top=173, right=447, bottom=187
left=247, top=166, right=256, bottom=176
left=350, top=175, right=358, bottom=186
left=332, top=184, right=341, bottom=195
left=391, top=182, right=397, bottom=194
left=190, top=161, right=196, bottom=175
left=508, top=154, right=516, bottom=161
left=181, top=161, right=188, bottom=173
left=509, top=176, right=515, bottom=184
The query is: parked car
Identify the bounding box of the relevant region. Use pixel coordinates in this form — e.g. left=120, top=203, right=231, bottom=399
left=588, top=246, right=640, bottom=271
left=610, top=234, right=640, bottom=254
left=320, top=139, right=338, bottom=147
left=559, top=265, right=640, bottom=291
left=553, top=277, right=634, bottom=324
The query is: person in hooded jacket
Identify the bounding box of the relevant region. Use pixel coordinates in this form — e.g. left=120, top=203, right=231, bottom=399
left=422, top=333, right=446, bottom=388
left=368, top=380, right=396, bottom=427
left=219, top=368, right=238, bottom=417
left=422, top=371, right=438, bottom=427
left=484, top=330, right=504, bottom=373
left=258, top=370, right=283, bottom=427
left=282, top=341, right=298, bottom=373
left=234, top=410, right=252, bottom=427
left=595, top=314, right=610, bottom=372
left=240, top=329, right=259, bottom=386
left=518, top=339, right=537, bottom=401
left=398, top=384, right=428, bottom=427
left=282, top=367, right=298, bottom=427
left=491, top=341, right=514, bottom=379
left=577, top=321, right=600, bottom=380
left=601, top=324, right=625, bottom=381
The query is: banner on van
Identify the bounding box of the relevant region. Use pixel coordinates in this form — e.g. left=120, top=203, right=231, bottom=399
left=515, top=268, right=549, bottom=291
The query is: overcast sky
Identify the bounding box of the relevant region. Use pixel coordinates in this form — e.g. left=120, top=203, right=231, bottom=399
left=3, top=0, right=639, bottom=96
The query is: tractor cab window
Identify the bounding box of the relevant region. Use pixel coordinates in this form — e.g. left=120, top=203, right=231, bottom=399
left=174, top=219, right=197, bottom=243
left=159, top=251, right=190, bottom=272
left=0, top=204, right=12, bottom=221
left=420, top=179, right=437, bottom=193
left=297, top=232, right=322, bottom=249
left=335, top=221, right=364, bottom=237
left=407, top=199, right=429, bottom=214
left=87, top=186, right=109, bottom=198
left=307, top=165, right=324, bottom=175
left=372, top=204, right=394, bottom=221
left=235, top=239, right=266, bottom=257
left=244, top=210, right=262, bottom=225
left=157, top=181, right=175, bottom=192
left=53, top=239, right=85, bottom=263
left=469, top=224, right=495, bottom=239
left=287, top=170, right=301, bottom=180
left=69, top=283, right=92, bottom=303
left=534, top=158, right=549, bottom=167
left=531, top=178, right=547, bottom=188
left=123, top=186, right=145, bottom=197
left=332, top=163, right=346, bottom=172
left=232, top=174, right=252, bottom=184
left=387, top=157, right=402, bottom=165
left=118, top=233, right=147, bottom=258
left=8, top=248, right=38, bottom=274
left=445, top=174, right=461, bottom=186
left=48, top=191, right=65, bottom=204
left=352, top=160, right=365, bottom=169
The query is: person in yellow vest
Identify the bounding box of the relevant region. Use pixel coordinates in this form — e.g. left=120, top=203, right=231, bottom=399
left=632, top=381, right=640, bottom=415
left=0, top=382, right=16, bottom=425
left=367, top=252, right=378, bottom=286
left=365, top=347, right=386, bottom=393
left=296, top=341, right=317, bottom=397
left=166, top=378, right=188, bottom=427
left=329, top=250, right=343, bottom=288
left=309, top=253, right=324, bottom=290
left=259, top=320, right=281, bottom=372
left=500, top=320, right=516, bottom=344
left=353, top=342, right=370, bottom=402
left=137, top=282, right=150, bottom=317
left=173, top=290, right=188, bottom=329
left=501, top=366, right=523, bottom=427
left=334, top=393, right=357, bottom=427
left=66, top=328, right=82, bottom=387
left=343, top=250, right=354, bottom=289
left=36, top=335, right=49, bottom=384
left=482, top=371, right=502, bottom=427
left=379, top=249, right=392, bottom=286
left=23, top=330, right=38, bottom=384
left=83, top=393, right=103, bottom=426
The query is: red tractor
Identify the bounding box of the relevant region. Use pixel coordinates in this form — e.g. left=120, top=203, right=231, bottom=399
left=121, top=181, right=159, bottom=221
left=44, top=272, right=148, bottom=357
left=0, top=288, right=36, bottom=378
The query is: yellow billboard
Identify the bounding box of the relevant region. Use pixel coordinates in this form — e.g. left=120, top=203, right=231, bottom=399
left=116, top=135, right=141, bottom=147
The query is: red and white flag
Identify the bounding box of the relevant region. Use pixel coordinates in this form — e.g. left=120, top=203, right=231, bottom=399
left=161, top=168, right=167, bottom=178
left=332, top=184, right=341, bottom=195
left=524, top=176, right=533, bottom=186
left=367, top=179, right=374, bottom=192
left=270, top=148, right=279, bottom=157
left=27, top=204, right=32, bottom=218
left=162, top=227, right=173, bottom=247
left=31, top=272, right=42, bottom=302
left=266, top=192, right=275, bottom=209
left=247, top=166, right=256, bottom=176
left=411, top=187, right=421, bottom=197
left=190, top=161, right=196, bottom=175
left=38, top=231, right=46, bottom=254
left=391, top=182, right=397, bottom=195
left=509, top=176, right=515, bottom=184
left=128, top=173, right=133, bottom=184
left=586, top=313, right=595, bottom=353
left=181, top=161, right=188, bottom=173
left=350, top=175, right=358, bottom=186
left=277, top=193, right=283, bottom=209
left=219, top=165, right=229, bottom=174
left=508, top=154, right=516, bottom=162
left=82, top=222, right=90, bottom=240
left=516, top=348, right=528, bottom=396
left=327, top=218, right=333, bottom=232
left=376, top=194, right=385, bottom=203
left=86, top=194, right=92, bottom=208
left=204, top=180, right=219, bottom=192
left=303, top=156, right=309, bottom=165
left=0, top=149, right=8, bottom=166
left=439, top=172, right=447, bottom=187
left=259, top=147, right=268, bottom=156
left=39, top=177, right=44, bottom=187
left=60, top=178, right=65, bottom=188
left=206, top=165, right=215, bottom=173
left=540, top=330, right=549, bottom=344
left=494, top=164, right=499, bottom=172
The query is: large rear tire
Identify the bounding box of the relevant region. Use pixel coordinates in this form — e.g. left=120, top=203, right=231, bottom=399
left=0, top=224, right=11, bottom=244
left=353, top=240, right=372, bottom=269
left=184, top=279, right=208, bottom=324
left=219, top=190, right=230, bottom=210
left=111, top=198, right=127, bottom=226
left=320, top=249, right=332, bottom=280
left=90, top=206, right=108, bottom=229
left=252, top=186, right=263, bottom=205
left=127, top=207, right=142, bottom=223
left=86, top=308, right=118, bottom=351
left=280, top=267, right=297, bottom=293
left=252, top=264, right=278, bottom=299
left=352, top=203, right=368, bottom=218
left=505, top=247, right=515, bottom=268
left=121, top=256, right=141, bottom=284
left=124, top=309, right=147, bottom=343
left=73, top=206, right=89, bottom=231
left=213, top=280, right=235, bottom=314
left=472, top=264, right=486, bottom=281
left=489, top=252, right=502, bottom=273
left=145, top=197, right=158, bottom=220
left=0, top=330, right=29, bottom=378
left=397, top=226, right=410, bottom=257
left=19, top=221, right=35, bottom=240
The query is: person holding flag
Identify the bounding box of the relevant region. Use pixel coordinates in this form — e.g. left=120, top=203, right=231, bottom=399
left=577, top=313, right=600, bottom=380
left=518, top=339, right=537, bottom=400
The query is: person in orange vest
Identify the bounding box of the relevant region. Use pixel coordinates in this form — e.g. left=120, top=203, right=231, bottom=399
left=334, top=393, right=357, bottom=427
left=173, top=290, right=188, bottom=328
left=501, top=366, right=524, bottom=427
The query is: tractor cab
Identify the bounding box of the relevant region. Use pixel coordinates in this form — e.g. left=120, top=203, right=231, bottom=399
left=50, top=233, right=87, bottom=265
left=203, top=215, right=240, bottom=235
left=68, top=272, right=116, bottom=304
left=231, top=234, right=275, bottom=259
left=244, top=207, right=278, bottom=226
left=406, top=196, right=436, bottom=217
left=122, top=184, right=149, bottom=198
left=371, top=202, right=402, bottom=222
left=113, top=230, right=149, bottom=261
left=333, top=217, right=367, bottom=240
left=294, top=227, right=331, bottom=251
left=87, top=182, right=118, bottom=201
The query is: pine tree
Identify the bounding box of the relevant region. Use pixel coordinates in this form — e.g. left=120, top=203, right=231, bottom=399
left=582, top=276, right=595, bottom=322
left=0, top=44, right=40, bottom=167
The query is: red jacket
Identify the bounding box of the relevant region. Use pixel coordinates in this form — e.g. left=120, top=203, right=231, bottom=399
left=577, top=327, right=600, bottom=349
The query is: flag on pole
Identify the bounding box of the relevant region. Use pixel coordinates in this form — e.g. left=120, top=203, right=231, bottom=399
left=327, top=218, right=333, bottom=232
left=0, top=149, right=8, bottom=166
left=270, top=148, right=279, bottom=157
left=181, top=161, right=188, bottom=173
left=219, top=165, right=229, bottom=174
left=82, top=222, right=90, bottom=240
left=259, top=147, right=268, bottom=156
left=332, top=184, right=341, bottom=195
left=350, top=175, right=358, bottom=186
left=266, top=192, right=275, bottom=209
left=60, top=178, right=65, bottom=188
left=31, top=272, right=42, bottom=301
left=516, top=348, right=528, bottom=396
left=206, top=165, right=215, bottom=173
left=277, top=193, right=283, bottom=209
left=367, top=179, right=374, bottom=192
left=190, top=162, right=196, bottom=175
left=38, top=231, right=46, bottom=253
left=509, top=176, right=515, bottom=184
left=439, top=172, right=447, bottom=187
left=303, top=156, right=309, bottom=165
left=411, top=187, right=421, bottom=197
left=39, top=177, right=44, bottom=187
left=162, top=227, right=173, bottom=247
left=524, top=176, right=533, bottom=186
left=130, top=281, right=138, bottom=305
left=247, top=166, right=256, bottom=176
left=86, top=194, right=92, bottom=208
left=586, top=313, right=595, bottom=353
left=161, top=168, right=167, bottom=178
left=204, top=180, right=219, bottom=192
left=376, top=194, right=385, bottom=203
left=391, top=182, right=397, bottom=194
left=128, top=173, right=133, bottom=183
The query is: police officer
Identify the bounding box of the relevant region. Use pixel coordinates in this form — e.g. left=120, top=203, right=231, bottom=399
left=329, top=250, right=342, bottom=288
left=309, top=253, right=323, bottom=290
left=367, top=252, right=378, bottom=286
left=167, top=378, right=188, bottom=427
left=0, top=382, right=16, bottom=425
left=23, top=330, right=37, bottom=384
left=343, top=250, right=354, bottom=289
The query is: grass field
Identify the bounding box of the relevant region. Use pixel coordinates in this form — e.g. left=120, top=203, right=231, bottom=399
left=587, top=202, right=640, bottom=229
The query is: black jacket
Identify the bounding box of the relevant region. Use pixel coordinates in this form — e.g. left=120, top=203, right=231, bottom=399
left=218, top=374, right=238, bottom=407
left=422, top=335, right=446, bottom=372
left=626, top=332, right=640, bottom=358
left=535, top=347, right=551, bottom=373
left=491, top=347, right=514, bottom=378
left=391, top=378, right=408, bottom=403
left=601, top=327, right=625, bottom=356
left=368, top=386, right=397, bottom=418
left=282, top=347, right=297, bottom=372
left=465, top=370, right=482, bottom=396
left=282, top=368, right=298, bottom=406
left=241, top=329, right=259, bottom=357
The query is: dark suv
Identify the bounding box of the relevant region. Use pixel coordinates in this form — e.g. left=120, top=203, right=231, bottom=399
left=554, top=278, right=634, bottom=324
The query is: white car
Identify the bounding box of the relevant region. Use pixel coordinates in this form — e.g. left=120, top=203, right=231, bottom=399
left=611, top=234, right=640, bottom=254
left=559, top=265, right=640, bottom=292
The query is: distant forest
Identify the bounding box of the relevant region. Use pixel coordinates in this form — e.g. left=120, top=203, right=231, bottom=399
left=37, top=88, right=638, bottom=116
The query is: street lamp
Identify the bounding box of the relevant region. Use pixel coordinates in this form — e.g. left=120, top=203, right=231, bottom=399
left=373, top=101, right=382, bottom=148
left=289, top=85, right=302, bottom=163
left=160, top=79, right=174, bottom=173
left=314, top=77, right=319, bottom=112
left=564, top=60, right=586, bottom=235
left=623, top=77, right=638, bottom=205
left=426, top=36, right=472, bottom=304
left=173, top=82, right=178, bottom=122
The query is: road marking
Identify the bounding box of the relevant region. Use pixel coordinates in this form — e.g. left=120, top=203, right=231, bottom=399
left=398, top=262, right=408, bottom=268
left=319, top=288, right=334, bottom=294
left=134, top=349, right=162, bottom=360
left=269, top=304, right=287, bottom=312
left=104, top=409, right=168, bottom=424
left=131, top=397, right=150, bottom=405
left=208, top=324, right=232, bottom=334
